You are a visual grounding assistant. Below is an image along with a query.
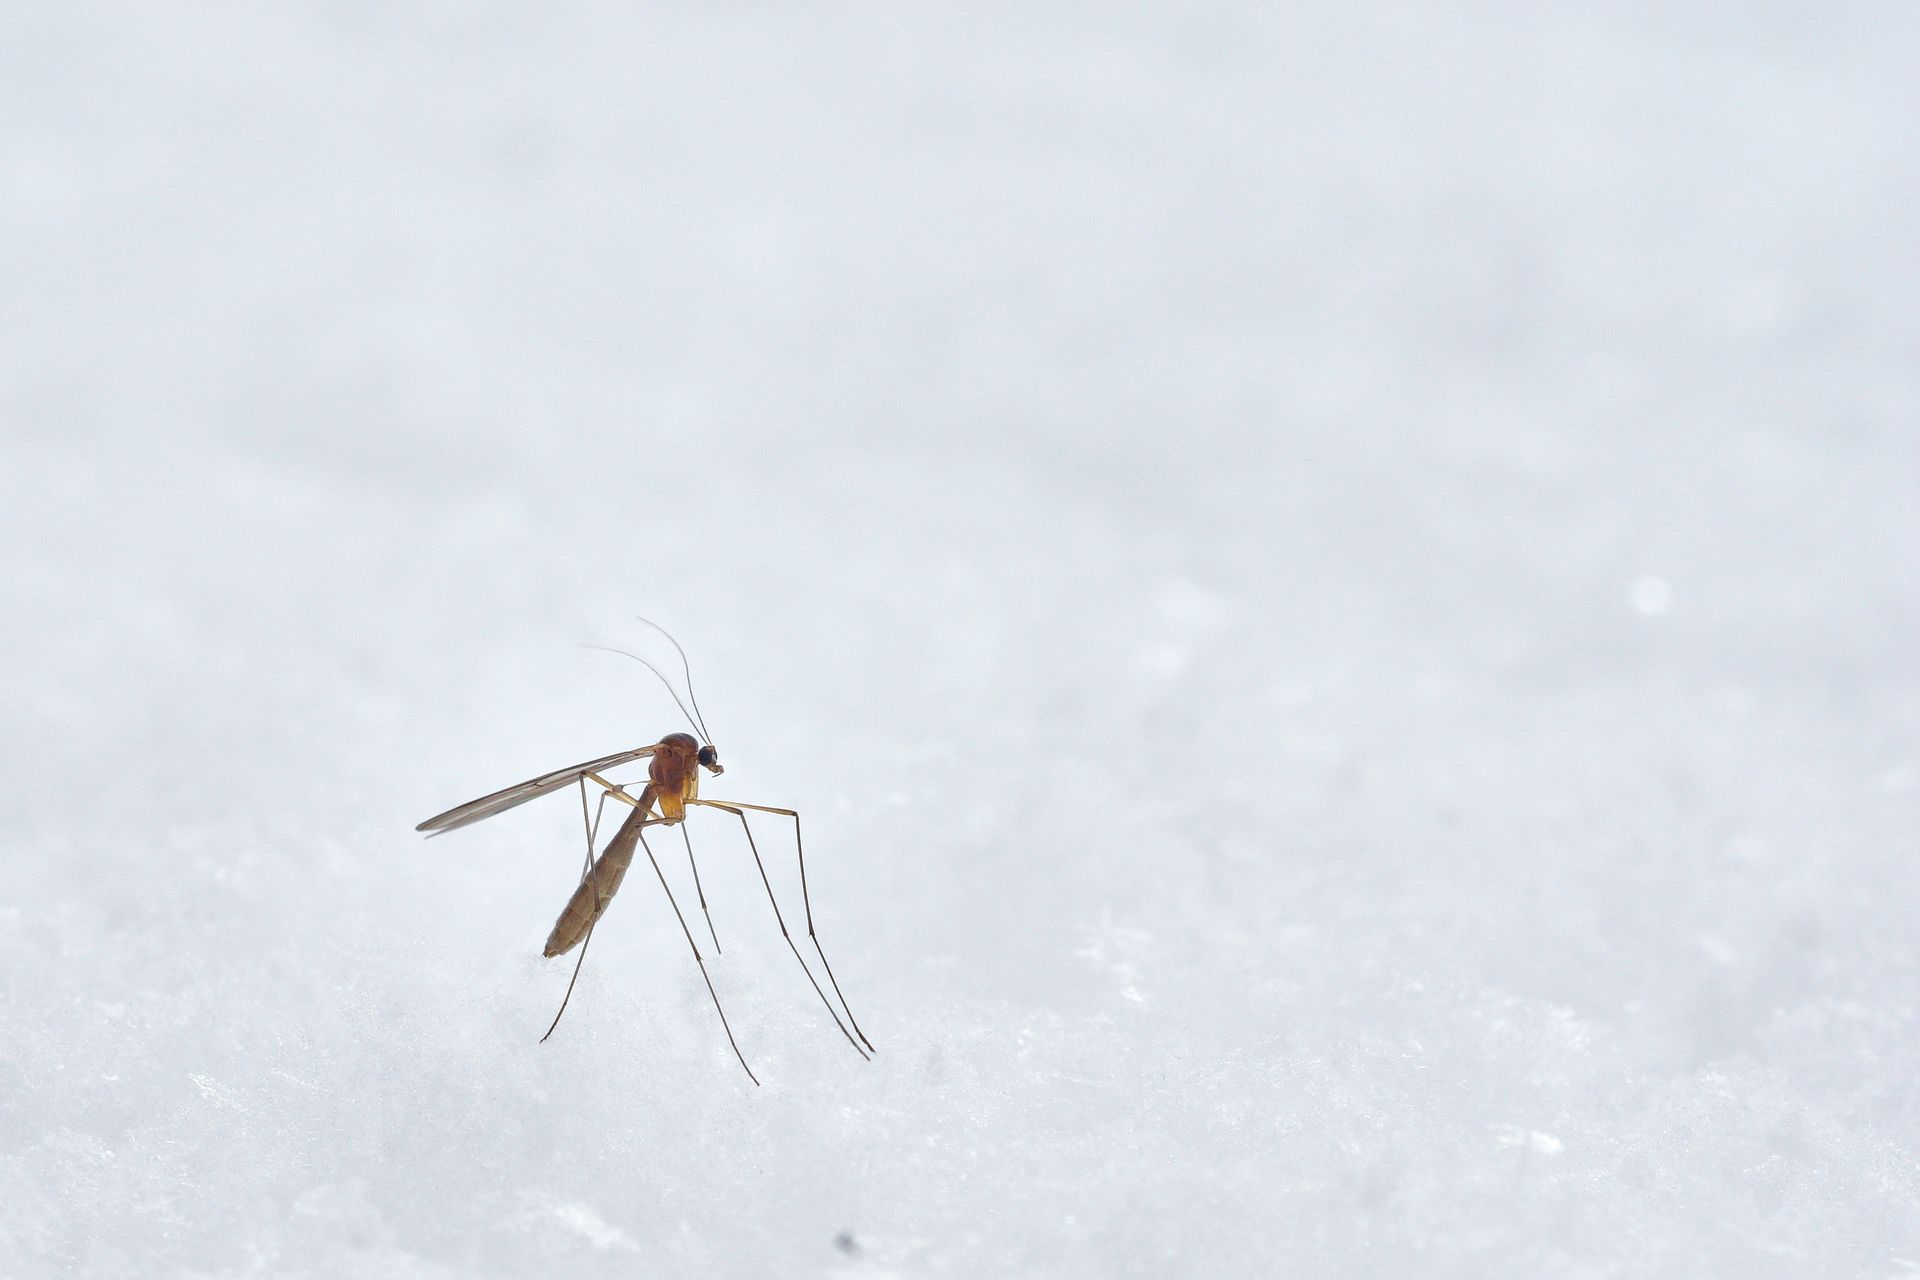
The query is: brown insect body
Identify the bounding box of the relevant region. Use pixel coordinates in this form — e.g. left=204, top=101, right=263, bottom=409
left=543, top=734, right=706, bottom=957
left=644, top=731, right=703, bottom=822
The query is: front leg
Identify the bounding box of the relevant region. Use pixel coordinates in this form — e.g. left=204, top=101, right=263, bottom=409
left=686, top=798, right=874, bottom=1052
left=693, top=799, right=867, bottom=1059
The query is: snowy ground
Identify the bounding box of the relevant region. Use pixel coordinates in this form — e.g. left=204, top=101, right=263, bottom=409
left=4, top=4, right=1918, bottom=1277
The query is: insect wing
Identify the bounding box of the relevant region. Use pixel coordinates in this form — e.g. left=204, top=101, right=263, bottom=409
left=416, top=745, right=657, bottom=834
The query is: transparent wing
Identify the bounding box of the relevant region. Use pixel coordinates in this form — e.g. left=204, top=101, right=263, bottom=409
left=416, top=745, right=658, bottom=835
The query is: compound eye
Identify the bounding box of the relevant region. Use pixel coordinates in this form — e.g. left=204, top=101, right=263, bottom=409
left=697, top=745, right=718, bottom=768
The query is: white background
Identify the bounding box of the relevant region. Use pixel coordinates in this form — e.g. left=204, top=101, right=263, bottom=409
left=3, top=4, right=1917, bottom=1276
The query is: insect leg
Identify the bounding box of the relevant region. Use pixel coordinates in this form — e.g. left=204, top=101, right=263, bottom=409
left=582, top=771, right=648, bottom=810
left=635, top=826, right=759, bottom=1085
left=540, top=778, right=614, bottom=1043
left=689, top=799, right=873, bottom=1052
left=698, top=802, right=868, bottom=1060
left=680, top=822, right=723, bottom=956
left=576, top=775, right=616, bottom=878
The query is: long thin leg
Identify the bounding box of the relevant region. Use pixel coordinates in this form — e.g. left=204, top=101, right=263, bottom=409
left=699, top=803, right=868, bottom=1059
left=681, top=823, right=722, bottom=956
left=634, top=826, right=759, bottom=1085
left=689, top=799, right=874, bottom=1052
left=578, top=778, right=615, bottom=876
left=541, top=779, right=614, bottom=1043
left=583, top=771, right=646, bottom=809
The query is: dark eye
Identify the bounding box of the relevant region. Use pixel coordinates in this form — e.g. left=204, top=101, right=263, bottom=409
left=697, top=745, right=718, bottom=767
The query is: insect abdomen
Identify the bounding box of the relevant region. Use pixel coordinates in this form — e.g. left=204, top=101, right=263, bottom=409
left=543, top=792, right=652, bottom=957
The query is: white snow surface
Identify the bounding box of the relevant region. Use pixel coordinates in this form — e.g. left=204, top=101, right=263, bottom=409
left=3, top=5, right=1918, bottom=1277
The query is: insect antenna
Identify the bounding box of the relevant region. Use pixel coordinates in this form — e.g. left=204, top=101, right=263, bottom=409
left=634, top=616, right=713, bottom=745
left=581, top=644, right=703, bottom=738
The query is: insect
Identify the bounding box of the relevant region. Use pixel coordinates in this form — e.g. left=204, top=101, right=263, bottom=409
left=414, top=621, right=872, bottom=1084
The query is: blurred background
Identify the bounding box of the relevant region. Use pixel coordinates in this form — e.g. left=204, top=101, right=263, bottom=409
left=2, top=4, right=1916, bottom=1276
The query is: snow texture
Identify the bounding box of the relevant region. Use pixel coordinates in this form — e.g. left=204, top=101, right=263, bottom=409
left=3, top=4, right=1918, bottom=1277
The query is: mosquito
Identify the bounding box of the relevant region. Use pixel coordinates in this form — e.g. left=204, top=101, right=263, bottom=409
left=414, top=621, right=873, bottom=1084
